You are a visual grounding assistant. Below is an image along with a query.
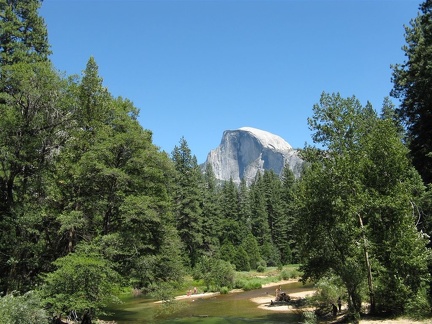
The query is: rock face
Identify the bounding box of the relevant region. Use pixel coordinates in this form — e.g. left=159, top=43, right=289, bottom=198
left=203, top=127, right=303, bottom=185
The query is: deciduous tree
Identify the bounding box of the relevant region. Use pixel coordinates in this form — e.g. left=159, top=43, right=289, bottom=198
left=296, top=93, right=430, bottom=318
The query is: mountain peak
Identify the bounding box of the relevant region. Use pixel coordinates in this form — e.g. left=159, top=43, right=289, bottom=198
left=204, top=128, right=303, bottom=185
left=238, top=127, right=293, bottom=151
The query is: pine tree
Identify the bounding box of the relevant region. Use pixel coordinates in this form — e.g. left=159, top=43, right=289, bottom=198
left=249, top=173, right=275, bottom=265
left=200, top=163, right=221, bottom=255
left=281, top=165, right=296, bottom=263
left=391, top=0, right=432, bottom=185
left=0, top=0, right=50, bottom=66
left=171, top=137, right=203, bottom=267
left=219, top=178, right=242, bottom=245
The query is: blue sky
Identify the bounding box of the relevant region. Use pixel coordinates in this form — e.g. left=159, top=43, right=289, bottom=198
left=40, top=0, right=420, bottom=163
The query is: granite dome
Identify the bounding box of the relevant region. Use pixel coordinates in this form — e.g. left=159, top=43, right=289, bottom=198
left=203, top=127, right=303, bottom=185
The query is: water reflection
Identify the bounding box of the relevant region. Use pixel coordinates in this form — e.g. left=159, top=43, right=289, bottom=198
left=103, top=281, right=313, bottom=324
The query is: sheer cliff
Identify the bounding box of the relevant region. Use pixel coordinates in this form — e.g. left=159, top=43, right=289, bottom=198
left=203, top=127, right=303, bottom=185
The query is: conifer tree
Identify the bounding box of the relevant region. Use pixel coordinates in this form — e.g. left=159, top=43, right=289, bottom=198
left=249, top=173, right=275, bottom=265
left=0, top=0, right=51, bottom=66
left=171, top=137, right=203, bottom=267
left=200, top=163, right=221, bottom=255
left=219, top=178, right=242, bottom=245
left=281, top=165, right=296, bottom=263
left=392, top=0, right=432, bottom=185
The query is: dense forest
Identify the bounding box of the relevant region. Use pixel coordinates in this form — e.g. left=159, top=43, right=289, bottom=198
left=1, top=0, right=432, bottom=322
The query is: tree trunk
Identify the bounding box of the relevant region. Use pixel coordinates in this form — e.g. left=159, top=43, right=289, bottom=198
left=68, top=227, right=75, bottom=253
left=358, top=213, right=375, bottom=313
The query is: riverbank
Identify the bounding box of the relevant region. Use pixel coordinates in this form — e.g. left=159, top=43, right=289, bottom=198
left=251, top=279, right=316, bottom=313
left=153, top=278, right=304, bottom=304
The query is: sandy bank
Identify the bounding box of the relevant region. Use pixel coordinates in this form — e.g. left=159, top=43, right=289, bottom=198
left=251, top=289, right=316, bottom=312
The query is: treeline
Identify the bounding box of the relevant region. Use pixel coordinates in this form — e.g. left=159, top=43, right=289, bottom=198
left=0, top=0, right=299, bottom=317
left=2, top=0, right=432, bottom=322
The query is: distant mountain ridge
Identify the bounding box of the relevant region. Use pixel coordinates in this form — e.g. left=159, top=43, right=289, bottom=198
left=203, top=127, right=303, bottom=185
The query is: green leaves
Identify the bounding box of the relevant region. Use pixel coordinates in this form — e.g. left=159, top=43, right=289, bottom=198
left=40, top=251, right=121, bottom=315
left=0, top=291, right=47, bottom=324
left=297, top=92, right=430, bottom=315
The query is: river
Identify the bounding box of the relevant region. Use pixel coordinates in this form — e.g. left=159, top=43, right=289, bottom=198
left=101, top=281, right=314, bottom=323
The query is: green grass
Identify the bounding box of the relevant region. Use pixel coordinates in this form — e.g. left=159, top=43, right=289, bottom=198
left=233, top=265, right=302, bottom=291
left=131, top=265, right=303, bottom=299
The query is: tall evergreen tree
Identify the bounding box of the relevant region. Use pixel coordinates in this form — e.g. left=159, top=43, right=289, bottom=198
left=219, top=178, right=242, bottom=245
left=262, top=170, right=287, bottom=265
left=171, top=137, right=203, bottom=267
left=281, top=165, right=296, bottom=263
left=238, top=178, right=252, bottom=238
left=0, top=0, right=50, bottom=66
left=391, top=0, right=432, bottom=185
left=200, top=163, right=221, bottom=255
left=50, top=58, right=183, bottom=288
left=249, top=173, right=276, bottom=265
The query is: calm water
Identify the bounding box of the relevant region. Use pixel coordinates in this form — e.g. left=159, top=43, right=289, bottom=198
left=102, top=281, right=313, bottom=324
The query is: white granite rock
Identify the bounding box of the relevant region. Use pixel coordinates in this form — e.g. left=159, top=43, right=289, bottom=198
left=203, top=127, right=303, bottom=185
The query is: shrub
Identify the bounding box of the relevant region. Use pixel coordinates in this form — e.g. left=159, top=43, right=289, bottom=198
left=0, top=291, right=48, bottom=324
left=233, top=278, right=247, bottom=289
left=233, top=247, right=251, bottom=271
left=195, top=257, right=235, bottom=290
left=404, top=287, right=431, bottom=320
left=309, top=276, right=343, bottom=309
left=279, top=267, right=301, bottom=280
left=302, top=311, right=317, bottom=324
left=279, top=268, right=291, bottom=280
left=220, top=287, right=230, bottom=294
left=242, top=280, right=262, bottom=291
left=256, top=259, right=267, bottom=273
left=39, top=251, right=121, bottom=315
left=150, top=282, right=176, bottom=302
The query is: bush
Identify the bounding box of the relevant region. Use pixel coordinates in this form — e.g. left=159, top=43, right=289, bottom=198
left=242, top=280, right=262, bottom=291
left=279, top=268, right=291, bottom=280
left=404, top=287, right=431, bottom=320
left=302, top=311, right=317, bottom=324
left=309, top=276, right=344, bottom=309
left=219, top=286, right=230, bottom=294
left=233, top=247, right=251, bottom=271
left=233, top=278, right=247, bottom=289
left=150, top=281, right=176, bottom=302
left=195, top=257, right=235, bottom=290
left=256, top=259, right=267, bottom=273
left=0, top=291, right=48, bottom=324
left=279, top=267, right=301, bottom=280
left=39, top=251, right=121, bottom=315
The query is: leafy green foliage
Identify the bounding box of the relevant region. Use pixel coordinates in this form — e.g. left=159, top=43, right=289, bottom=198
left=241, top=234, right=261, bottom=270
left=0, top=61, right=72, bottom=292
left=194, top=256, right=235, bottom=290
left=296, top=92, right=430, bottom=316
left=40, top=251, right=121, bottom=315
left=0, top=291, right=48, bottom=324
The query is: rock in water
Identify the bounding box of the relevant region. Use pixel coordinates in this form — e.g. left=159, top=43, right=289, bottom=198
left=203, top=127, right=303, bottom=185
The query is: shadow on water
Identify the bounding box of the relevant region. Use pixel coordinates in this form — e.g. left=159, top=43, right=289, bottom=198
left=102, top=281, right=313, bottom=324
